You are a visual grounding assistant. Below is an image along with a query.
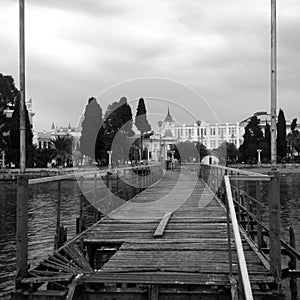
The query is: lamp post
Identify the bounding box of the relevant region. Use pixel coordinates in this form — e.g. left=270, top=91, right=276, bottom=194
left=170, top=149, right=175, bottom=170
left=257, top=149, right=262, bottom=164
left=158, top=121, right=163, bottom=162
left=107, top=150, right=113, bottom=169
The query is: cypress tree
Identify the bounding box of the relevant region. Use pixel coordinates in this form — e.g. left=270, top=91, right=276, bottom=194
left=135, top=98, right=151, bottom=160
left=6, top=95, right=34, bottom=167
left=277, top=109, right=287, bottom=160
left=80, top=97, right=102, bottom=162
left=97, top=97, right=135, bottom=164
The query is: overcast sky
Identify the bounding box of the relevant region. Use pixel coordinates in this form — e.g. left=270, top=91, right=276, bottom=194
left=1, top=0, right=299, bottom=131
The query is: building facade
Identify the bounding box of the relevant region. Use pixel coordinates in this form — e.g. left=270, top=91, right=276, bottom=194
left=143, top=109, right=243, bottom=163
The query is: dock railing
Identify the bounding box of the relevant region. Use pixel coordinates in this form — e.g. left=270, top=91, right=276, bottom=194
left=15, top=163, right=163, bottom=287
left=199, top=163, right=300, bottom=299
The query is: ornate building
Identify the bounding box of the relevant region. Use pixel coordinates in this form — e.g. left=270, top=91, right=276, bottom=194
left=143, top=108, right=243, bottom=163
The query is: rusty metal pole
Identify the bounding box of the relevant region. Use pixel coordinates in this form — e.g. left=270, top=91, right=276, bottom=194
left=19, top=0, right=26, bottom=174
left=270, top=0, right=277, bottom=171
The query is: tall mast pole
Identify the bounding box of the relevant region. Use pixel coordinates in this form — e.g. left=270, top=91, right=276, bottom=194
left=270, top=0, right=277, bottom=170
left=19, top=0, right=26, bottom=173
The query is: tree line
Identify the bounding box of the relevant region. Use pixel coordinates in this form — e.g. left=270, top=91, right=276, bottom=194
left=1, top=73, right=299, bottom=167
left=238, top=109, right=300, bottom=164
left=79, top=96, right=152, bottom=166
left=0, top=73, right=76, bottom=168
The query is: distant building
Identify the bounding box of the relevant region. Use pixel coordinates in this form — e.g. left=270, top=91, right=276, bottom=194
left=140, top=108, right=243, bottom=163
left=36, top=121, right=82, bottom=151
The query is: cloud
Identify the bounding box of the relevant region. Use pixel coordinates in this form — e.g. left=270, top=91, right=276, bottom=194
left=1, top=0, right=300, bottom=130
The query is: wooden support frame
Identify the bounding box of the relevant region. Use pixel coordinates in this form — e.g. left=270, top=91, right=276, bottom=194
left=268, top=171, right=281, bottom=287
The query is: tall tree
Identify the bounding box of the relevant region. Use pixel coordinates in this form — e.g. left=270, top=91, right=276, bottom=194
left=277, top=109, right=287, bottom=160
left=0, top=74, right=19, bottom=157
left=175, top=141, right=198, bottom=162
left=6, top=95, right=34, bottom=167
left=96, top=97, right=135, bottom=165
left=196, top=141, right=208, bottom=162
left=80, top=97, right=102, bottom=162
left=135, top=98, right=151, bottom=161
left=262, top=122, right=271, bottom=162
left=238, top=116, right=264, bottom=163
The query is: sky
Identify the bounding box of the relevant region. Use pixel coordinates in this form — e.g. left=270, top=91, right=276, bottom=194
left=1, top=0, right=299, bottom=131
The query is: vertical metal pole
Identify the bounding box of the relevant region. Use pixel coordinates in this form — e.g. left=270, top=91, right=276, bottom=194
left=271, top=0, right=277, bottom=170
left=19, top=0, right=26, bottom=174
left=16, top=175, right=28, bottom=285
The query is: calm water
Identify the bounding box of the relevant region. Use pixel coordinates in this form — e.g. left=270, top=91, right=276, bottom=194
left=0, top=173, right=300, bottom=299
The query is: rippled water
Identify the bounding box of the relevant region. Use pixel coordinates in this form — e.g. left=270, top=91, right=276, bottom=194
left=0, top=173, right=300, bottom=299
left=0, top=180, right=82, bottom=299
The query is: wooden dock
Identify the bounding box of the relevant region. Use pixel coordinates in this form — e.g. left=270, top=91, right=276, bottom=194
left=12, top=169, right=282, bottom=299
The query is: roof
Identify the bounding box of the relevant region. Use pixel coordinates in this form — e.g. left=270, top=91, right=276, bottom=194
left=164, top=107, right=174, bottom=123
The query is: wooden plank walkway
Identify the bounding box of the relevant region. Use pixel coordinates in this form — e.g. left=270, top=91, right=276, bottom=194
left=15, top=170, right=278, bottom=299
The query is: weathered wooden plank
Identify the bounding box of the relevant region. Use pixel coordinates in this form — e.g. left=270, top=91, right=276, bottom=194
left=153, top=212, right=172, bottom=237
left=21, top=274, right=73, bottom=284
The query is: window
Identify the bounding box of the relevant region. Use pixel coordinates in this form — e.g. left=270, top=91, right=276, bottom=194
left=229, top=126, right=237, bottom=136
left=219, top=127, right=226, bottom=137
left=210, top=128, right=216, bottom=136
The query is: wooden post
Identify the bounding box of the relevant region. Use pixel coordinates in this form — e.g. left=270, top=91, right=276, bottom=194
left=256, top=181, right=263, bottom=250
left=94, top=174, right=97, bottom=222
left=54, top=181, right=61, bottom=250
left=116, top=171, right=119, bottom=194
left=245, top=194, right=250, bottom=234
left=289, top=226, right=297, bottom=300
left=79, top=177, right=84, bottom=250
left=268, top=171, right=281, bottom=287
left=16, top=175, right=28, bottom=285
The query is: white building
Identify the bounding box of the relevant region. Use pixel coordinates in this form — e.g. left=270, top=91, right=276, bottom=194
left=142, top=109, right=243, bottom=163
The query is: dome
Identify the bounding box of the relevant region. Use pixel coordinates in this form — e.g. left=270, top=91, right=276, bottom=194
left=164, top=129, right=173, bottom=137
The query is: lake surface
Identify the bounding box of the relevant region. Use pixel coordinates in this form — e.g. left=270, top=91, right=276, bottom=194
left=0, top=173, right=300, bottom=299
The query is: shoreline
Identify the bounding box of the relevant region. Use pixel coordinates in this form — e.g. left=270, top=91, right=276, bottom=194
left=230, top=163, right=300, bottom=174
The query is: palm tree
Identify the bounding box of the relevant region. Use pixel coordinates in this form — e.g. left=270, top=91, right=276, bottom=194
left=50, top=135, right=73, bottom=167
